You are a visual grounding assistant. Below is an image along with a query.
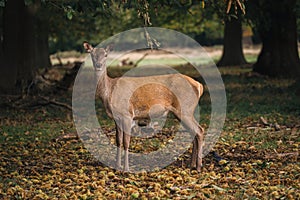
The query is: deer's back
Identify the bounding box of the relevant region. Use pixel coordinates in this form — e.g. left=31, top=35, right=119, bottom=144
left=109, top=74, right=203, bottom=119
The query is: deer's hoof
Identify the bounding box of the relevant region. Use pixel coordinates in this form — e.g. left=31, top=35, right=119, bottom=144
left=115, top=164, right=122, bottom=171
left=190, top=165, right=202, bottom=173
left=123, top=166, right=130, bottom=173
left=191, top=163, right=197, bottom=169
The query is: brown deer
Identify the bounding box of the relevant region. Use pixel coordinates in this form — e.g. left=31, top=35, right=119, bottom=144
left=83, top=42, right=205, bottom=172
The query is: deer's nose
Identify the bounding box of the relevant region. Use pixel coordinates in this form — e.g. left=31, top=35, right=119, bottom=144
left=95, top=63, right=102, bottom=69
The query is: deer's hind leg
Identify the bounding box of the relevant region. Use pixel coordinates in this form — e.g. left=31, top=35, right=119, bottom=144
left=180, top=116, right=204, bottom=172
left=191, top=139, right=198, bottom=169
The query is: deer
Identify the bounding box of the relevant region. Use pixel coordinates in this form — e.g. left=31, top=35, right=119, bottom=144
left=83, top=42, right=205, bottom=172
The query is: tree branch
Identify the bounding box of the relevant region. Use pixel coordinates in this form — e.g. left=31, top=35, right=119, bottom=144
left=39, top=95, right=72, bottom=110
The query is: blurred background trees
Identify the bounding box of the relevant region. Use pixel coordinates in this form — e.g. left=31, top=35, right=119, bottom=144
left=212, top=0, right=248, bottom=66
left=0, top=0, right=51, bottom=93
left=247, top=0, right=300, bottom=77
left=0, top=0, right=299, bottom=94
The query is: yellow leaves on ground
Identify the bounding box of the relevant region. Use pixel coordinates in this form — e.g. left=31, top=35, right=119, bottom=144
left=0, top=71, right=299, bottom=199
left=0, top=122, right=299, bottom=199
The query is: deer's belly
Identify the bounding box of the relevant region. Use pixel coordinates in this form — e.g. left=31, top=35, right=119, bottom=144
left=132, top=103, right=169, bottom=120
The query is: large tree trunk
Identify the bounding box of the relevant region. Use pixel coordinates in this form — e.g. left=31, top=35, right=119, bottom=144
left=35, top=22, right=51, bottom=69
left=217, top=17, right=247, bottom=67
left=0, top=8, right=3, bottom=57
left=0, top=0, right=50, bottom=94
left=0, top=0, right=23, bottom=93
left=35, top=6, right=51, bottom=69
left=252, top=0, right=300, bottom=77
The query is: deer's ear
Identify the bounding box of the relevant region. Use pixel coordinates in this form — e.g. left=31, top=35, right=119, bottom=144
left=83, top=42, right=94, bottom=53
left=104, top=44, right=113, bottom=56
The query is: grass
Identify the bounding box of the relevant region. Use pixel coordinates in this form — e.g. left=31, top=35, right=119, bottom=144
left=0, top=64, right=299, bottom=199
left=107, top=52, right=258, bottom=68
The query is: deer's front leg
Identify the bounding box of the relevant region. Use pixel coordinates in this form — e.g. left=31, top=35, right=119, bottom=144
left=115, top=122, right=123, bottom=170
left=122, top=118, right=132, bottom=172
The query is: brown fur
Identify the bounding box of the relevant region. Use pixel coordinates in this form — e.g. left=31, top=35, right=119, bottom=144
left=84, top=42, right=205, bottom=172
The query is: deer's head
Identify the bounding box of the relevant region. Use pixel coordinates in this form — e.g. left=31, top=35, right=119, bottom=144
left=83, top=42, right=112, bottom=71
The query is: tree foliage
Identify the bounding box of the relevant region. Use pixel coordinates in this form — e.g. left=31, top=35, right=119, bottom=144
left=0, top=0, right=245, bottom=52
left=46, top=1, right=227, bottom=52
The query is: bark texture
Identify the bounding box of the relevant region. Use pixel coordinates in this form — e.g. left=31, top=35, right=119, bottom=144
left=252, top=0, right=300, bottom=77
left=0, top=0, right=50, bottom=94
left=217, top=17, right=247, bottom=67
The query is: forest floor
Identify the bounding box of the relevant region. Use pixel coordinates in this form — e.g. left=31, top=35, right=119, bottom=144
left=0, top=47, right=299, bottom=199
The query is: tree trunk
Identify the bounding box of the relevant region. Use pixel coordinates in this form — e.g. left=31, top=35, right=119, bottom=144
left=253, top=0, right=300, bottom=77
left=0, top=8, right=3, bottom=57
left=0, top=0, right=23, bottom=93
left=0, top=0, right=50, bottom=94
left=217, top=17, right=247, bottom=67
left=36, top=24, right=51, bottom=69
left=35, top=6, right=51, bottom=69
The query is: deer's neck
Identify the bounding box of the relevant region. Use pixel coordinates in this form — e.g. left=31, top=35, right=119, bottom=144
left=95, top=68, right=112, bottom=102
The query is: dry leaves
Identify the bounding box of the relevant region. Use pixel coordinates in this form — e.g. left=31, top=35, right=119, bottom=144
left=0, top=67, right=299, bottom=199
left=0, top=117, right=299, bottom=199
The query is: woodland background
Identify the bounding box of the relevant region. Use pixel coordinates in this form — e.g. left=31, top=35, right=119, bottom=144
left=0, top=0, right=299, bottom=199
